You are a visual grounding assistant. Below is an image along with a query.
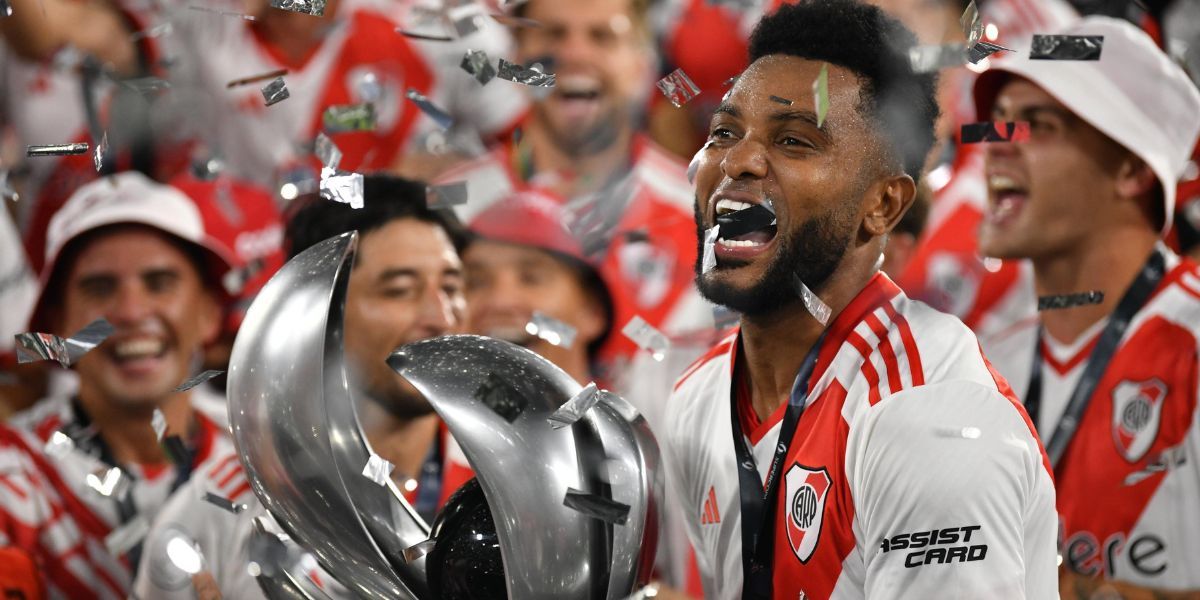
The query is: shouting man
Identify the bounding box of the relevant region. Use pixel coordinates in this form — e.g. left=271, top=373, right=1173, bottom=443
left=662, top=2, right=1057, bottom=598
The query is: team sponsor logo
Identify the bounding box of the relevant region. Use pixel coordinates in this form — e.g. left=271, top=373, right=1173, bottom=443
left=346, top=65, right=402, bottom=131
left=1063, top=531, right=1168, bottom=578
left=879, top=525, right=987, bottom=568
left=1111, top=378, right=1167, bottom=463
left=783, top=464, right=830, bottom=564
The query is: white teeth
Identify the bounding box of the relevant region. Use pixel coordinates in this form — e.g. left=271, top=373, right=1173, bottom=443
left=715, top=199, right=754, bottom=215
left=557, top=75, right=600, bottom=95
left=717, top=238, right=765, bottom=248
left=988, top=175, right=1023, bottom=193
left=113, top=339, right=164, bottom=359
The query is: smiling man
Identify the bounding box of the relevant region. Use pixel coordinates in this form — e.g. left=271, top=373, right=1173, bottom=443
left=0, top=172, right=238, bottom=597
left=661, top=2, right=1057, bottom=598
left=974, top=17, right=1200, bottom=597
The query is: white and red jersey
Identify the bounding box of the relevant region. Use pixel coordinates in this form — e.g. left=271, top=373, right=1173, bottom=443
left=663, top=273, right=1057, bottom=599
left=0, top=390, right=234, bottom=598
left=168, top=0, right=525, bottom=189
left=437, top=133, right=710, bottom=368
left=982, top=249, right=1200, bottom=589
left=0, top=209, right=37, bottom=365
left=133, top=427, right=474, bottom=598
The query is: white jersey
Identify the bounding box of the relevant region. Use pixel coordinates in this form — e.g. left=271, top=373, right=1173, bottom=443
left=0, top=389, right=235, bottom=598
left=664, top=273, right=1057, bottom=599
left=164, top=0, right=526, bottom=188
left=0, top=209, right=36, bottom=359
left=982, top=249, right=1200, bottom=589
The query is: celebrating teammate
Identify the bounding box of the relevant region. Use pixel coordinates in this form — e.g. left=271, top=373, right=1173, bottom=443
left=662, top=2, right=1056, bottom=597
left=975, top=17, right=1200, bottom=597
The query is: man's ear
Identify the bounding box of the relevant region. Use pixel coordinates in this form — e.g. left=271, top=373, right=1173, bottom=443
left=1114, top=155, right=1157, bottom=201
left=197, top=291, right=223, bottom=347
left=862, top=174, right=916, bottom=237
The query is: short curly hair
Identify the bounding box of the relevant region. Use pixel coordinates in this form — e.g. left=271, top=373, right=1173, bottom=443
left=748, top=0, right=940, bottom=182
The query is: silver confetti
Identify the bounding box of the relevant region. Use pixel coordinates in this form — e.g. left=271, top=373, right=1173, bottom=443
left=86, top=466, right=130, bottom=499
left=121, top=77, right=172, bottom=94
left=93, top=132, right=108, bottom=172
left=322, top=103, right=376, bottom=133
left=269, top=0, right=324, bottom=17
left=15, top=317, right=115, bottom=367
left=26, top=143, right=89, bottom=157
left=261, top=77, right=290, bottom=106
left=0, top=169, right=17, bottom=202
left=402, top=539, right=436, bottom=563
left=226, top=69, right=288, bottom=88
left=563, top=488, right=630, bottom=525
left=960, top=1, right=982, bottom=48
left=460, top=49, right=496, bottom=85
left=426, top=181, right=468, bottom=208
left=174, top=369, right=224, bottom=392
left=361, top=454, right=395, bottom=486
left=702, top=225, right=719, bottom=274
left=203, top=491, right=248, bottom=514
left=621, top=316, right=669, bottom=361
left=497, top=59, right=555, bottom=87
left=105, top=514, right=150, bottom=556
left=405, top=89, right=454, bottom=129
left=187, top=4, right=257, bottom=20
left=314, top=132, right=342, bottom=171
left=967, top=40, right=1013, bottom=64
left=152, top=408, right=167, bottom=441
left=525, top=311, right=577, bottom=348
left=397, top=29, right=453, bottom=42
left=1030, top=35, right=1104, bottom=61
left=320, top=168, right=364, bottom=209
left=656, top=68, right=701, bottom=108
left=43, top=431, right=76, bottom=459
left=909, top=44, right=969, bottom=73
left=547, top=382, right=603, bottom=429
left=793, top=276, right=831, bottom=325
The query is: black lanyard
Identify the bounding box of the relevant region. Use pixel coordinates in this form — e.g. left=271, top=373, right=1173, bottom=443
left=70, top=399, right=197, bottom=573
left=731, top=335, right=824, bottom=600
left=1024, top=247, right=1167, bottom=469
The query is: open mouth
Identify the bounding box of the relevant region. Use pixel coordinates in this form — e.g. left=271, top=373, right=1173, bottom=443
left=714, top=199, right=778, bottom=250
left=986, top=174, right=1028, bottom=226
left=106, top=336, right=169, bottom=366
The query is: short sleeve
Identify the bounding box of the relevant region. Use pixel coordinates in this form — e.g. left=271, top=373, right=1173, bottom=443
left=845, top=379, right=1058, bottom=599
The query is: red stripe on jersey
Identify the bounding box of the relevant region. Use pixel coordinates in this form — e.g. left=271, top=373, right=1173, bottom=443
left=846, top=332, right=883, bottom=405
left=225, top=480, right=253, bottom=504
left=1040, top=335, right=1100, bottom=376
left=977, top=344, right=1054, bottom=481
left=881, top=301, right=924, bottom=387
left=674, top=333, right=737, bottom=392
left=206, top=453, right=240, bottom=481
left=216, top=462, right=243, bottom=490
left=864, top=312, right=902, bottom=394
left=33, top=414, right=63, bottom=445
left=815, top=274, right=901, bottom=379
left=0, top=474, right=28, bottom=500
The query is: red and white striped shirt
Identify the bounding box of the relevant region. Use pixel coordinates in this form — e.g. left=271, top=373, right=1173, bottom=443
left=982, top=250, right=1200, bottom=589
left=0, top=390, right=234, bottom=599
left=664, top=273, right=1057, bottom=599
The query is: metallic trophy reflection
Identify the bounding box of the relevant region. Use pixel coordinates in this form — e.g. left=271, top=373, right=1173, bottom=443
left=227, top=232, right=662, bottom=599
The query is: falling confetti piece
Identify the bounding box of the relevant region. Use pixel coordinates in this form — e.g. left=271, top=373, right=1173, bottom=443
left=314, top=132, right=342, bottom=171
left=152, top=408, right=167, bottom=441
left=396, top=29, right=453, bottom=41
left=26, top=143, right=89, bottom=157
left=960, top=1, right=982, bottom=48
left=1030, top=35, right=1104, bottom=61
left=187, top=4, right=257, bottom=20
left=497, top=59, right=555, bottom=87
left=361, top=454, right=395, bottom=486
left=525, top=311, right=577, bottom=349
left=402, top=539, right=436, bottom=563
left=793, top=275, right=831, bottom=325
left=960, top=121, right=1031, bottom=144
left=320, top=168, right=364, bottom=209
left=226, top=69, right=288, bottom=88
left=656, top=68, right=701, bottom=108
left=967, top=40, right=1013, bottom=64
left=460, top=49, right=497, bottom=85
left=547, top=382, right=603, bottom=429
left=93, top=132, right=108, bottom=173
left=405, top=89, right=454, bottom=129
left=701, top=225, right=719, bottom=274
left=621, top=316, right=670, bottom=361
left=269, top=0, right=324, bottom=16
left=15, top=318, right=114, bottom=367
left=203, top=491, right=248, bottom=514
left=261, top=77, right=290, bottom=106
left=322, top=103, right=376, bottom=133
left=813, top=64, right=830, bottom=128
left=426, top=181, right=469, bottom=208
left=174, top=369, right=224, bottom=392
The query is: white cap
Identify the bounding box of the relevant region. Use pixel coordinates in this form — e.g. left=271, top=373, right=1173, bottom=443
left=973, top=16, right=1200, bottom=234
left=30, top=172, right=235, bottom=331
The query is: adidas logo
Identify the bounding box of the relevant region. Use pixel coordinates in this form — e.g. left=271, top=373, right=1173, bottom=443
left=700, top=486, right=721, bottom=525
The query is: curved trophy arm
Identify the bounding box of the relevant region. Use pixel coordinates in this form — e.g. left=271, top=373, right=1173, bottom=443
left=388, top=335, right=662, bottom=599
left=227, top=232, right=424, bottom=598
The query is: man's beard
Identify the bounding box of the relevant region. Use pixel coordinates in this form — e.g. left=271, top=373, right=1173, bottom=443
left=535, top=101, right=623, bottom=158
left=693, top=201, right=855, bottom=317
left=349, top=363, right=435, bottom=420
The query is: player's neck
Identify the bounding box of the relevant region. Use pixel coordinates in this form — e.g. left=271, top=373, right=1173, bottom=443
left=360, top=406, right=440, bottom=483
left=256, top=13, right=326, bottom=65
left=1032, top=227, right=1159, bottom=345
left=524, top=119, right=634, bottom=197
left=78, top=388, right=194, bottom=466
left=739, top=261, right=876, bottom=423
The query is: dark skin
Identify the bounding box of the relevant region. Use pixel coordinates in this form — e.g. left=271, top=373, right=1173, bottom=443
left=694, top=54, right=915, bottom=421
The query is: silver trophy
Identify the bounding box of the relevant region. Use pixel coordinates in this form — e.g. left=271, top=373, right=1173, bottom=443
left=227, top=232, right=662, bottom=598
